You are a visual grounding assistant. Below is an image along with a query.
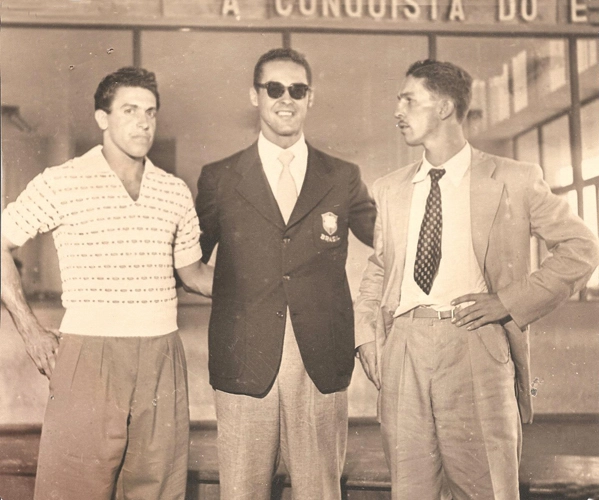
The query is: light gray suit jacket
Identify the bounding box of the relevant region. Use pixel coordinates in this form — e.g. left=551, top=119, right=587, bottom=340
left=355, top=148, right=599, bottom=424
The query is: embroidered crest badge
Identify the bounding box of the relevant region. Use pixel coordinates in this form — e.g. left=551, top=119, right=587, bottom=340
left=321, top=212, right=338, bottom=236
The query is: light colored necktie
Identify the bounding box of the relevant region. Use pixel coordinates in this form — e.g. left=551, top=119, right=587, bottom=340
left=276, top=149, right=297, bottom=223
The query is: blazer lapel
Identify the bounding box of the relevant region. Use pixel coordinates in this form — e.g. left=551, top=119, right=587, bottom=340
left=389, top=162, right=419, bottom=286
left=287, top=145, right=334, bottom=228
left=234, top=143, right=286, bottom=230
left=470, top=149, right=504, bottom=275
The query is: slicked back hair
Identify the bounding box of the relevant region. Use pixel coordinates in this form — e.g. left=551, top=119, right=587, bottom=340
left=253, top=48, right=312, bottom=87
left=94, top=67, right=160, bottom=113
left=406, top=59, right=472, bottom=123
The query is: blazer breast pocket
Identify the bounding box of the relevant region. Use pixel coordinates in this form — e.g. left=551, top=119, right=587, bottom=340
left=312, top=209, right=348, bottom=250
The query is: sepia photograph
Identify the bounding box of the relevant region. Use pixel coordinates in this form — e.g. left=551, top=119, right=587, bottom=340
left=1, top=0, right=598, bottom=499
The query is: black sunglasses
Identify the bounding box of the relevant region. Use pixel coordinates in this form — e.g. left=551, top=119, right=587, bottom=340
left=255, top=81, right=311, bottom=100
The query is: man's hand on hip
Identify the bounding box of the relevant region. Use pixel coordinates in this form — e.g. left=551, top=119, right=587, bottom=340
left=356, top=341, right=380, bottom=390
left=23, top=325, right=61, bottom=379
left=451, top=293, right=511, bottom=330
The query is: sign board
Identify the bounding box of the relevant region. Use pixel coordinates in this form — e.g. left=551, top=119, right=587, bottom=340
left=2, top=0, right=598, bottom=25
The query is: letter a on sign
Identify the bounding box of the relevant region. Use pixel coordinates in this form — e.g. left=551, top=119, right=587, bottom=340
left=449, top=0, right=465, bottom=20
left=222, top=0, right=240, bottom=16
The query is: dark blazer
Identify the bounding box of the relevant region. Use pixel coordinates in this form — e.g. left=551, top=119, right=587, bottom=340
left=196, top=142, right=376, bottom=396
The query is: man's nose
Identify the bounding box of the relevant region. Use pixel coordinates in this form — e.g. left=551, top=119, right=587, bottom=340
left=394, top=101, right=406, bottom=119
left=137, top=113, right=150, bottom=129
left=280, top=89, right=293, bottom=102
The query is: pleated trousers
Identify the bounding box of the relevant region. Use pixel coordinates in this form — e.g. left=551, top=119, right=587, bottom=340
left=379, top=315, right=522, bottom=500
left=215, top=313, right=348, bottom=500
left=34, top=331, right=190, bottom=500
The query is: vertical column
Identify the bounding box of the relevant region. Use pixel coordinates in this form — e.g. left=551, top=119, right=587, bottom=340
left=568, top=36, right=583, bottom=219
left=428, top=33, right=437, bottom=61
left=134, top=28, right=142, bottom=68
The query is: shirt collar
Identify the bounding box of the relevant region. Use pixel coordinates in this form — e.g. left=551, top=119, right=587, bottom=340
left=412, top=142, right=471, bottom=186
left=83, top=145, right=157, bottom=176
left=258, top=132, right=307, bottom=166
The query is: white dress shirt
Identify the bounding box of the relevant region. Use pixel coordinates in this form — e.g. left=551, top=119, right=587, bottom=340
left=258, top=132, right=308, bottom=196
left=395, top=142, right=488, bottom=317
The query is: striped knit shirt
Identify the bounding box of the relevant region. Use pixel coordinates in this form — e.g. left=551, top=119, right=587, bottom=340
left=1, top=145, right=202, bottom=337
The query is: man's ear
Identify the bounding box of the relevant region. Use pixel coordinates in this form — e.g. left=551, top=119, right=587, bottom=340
left=439, top=98, right=455, bottom=121
left=95, top=109, right=108, bottom=131
left=249, top=86, right=258, bottom=107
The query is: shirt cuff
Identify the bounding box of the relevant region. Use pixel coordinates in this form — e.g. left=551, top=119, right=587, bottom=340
left=174, top=244, right=203, bottom=269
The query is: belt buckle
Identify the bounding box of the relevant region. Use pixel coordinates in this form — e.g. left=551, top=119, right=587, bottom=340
left=436, top=308, right=456, bottom=320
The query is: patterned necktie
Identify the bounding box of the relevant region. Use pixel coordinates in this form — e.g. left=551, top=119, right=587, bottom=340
left=414, top=168, right=446, bottom=295
left=275, top=149, right=297, bottom=223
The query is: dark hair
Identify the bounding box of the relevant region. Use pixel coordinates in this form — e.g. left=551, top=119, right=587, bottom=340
left=94, top=67, right=160, bottom=112
left=406, top=60, right=472, bottom=123
left=253, top=48, right=312, bottom=87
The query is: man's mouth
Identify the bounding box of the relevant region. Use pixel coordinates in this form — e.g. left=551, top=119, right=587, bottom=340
left=276, top=110, right=294, bottom=118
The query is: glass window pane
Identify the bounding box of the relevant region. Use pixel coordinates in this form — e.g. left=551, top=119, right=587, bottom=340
left=581, top=99, right=599, bottom=181
left=515, top=129, right=540, bottom=165
left=583, top=185, right=599, bottom=236
left=141, top=31, right=282, bottom=190
left=542, top=115, right=573, bottom=188
left=2, top=28, right=133, bottom=162
left=292, top=34, right=429, bottom=185
left=2, top=28, right=133, bottom=296
left=438, top=37, right=570, bottom=159
left=583, top=186, right=599, bottom=289
left=562, top=190, right=579, bottom=216
left=577, top=38, right=599, bottom=102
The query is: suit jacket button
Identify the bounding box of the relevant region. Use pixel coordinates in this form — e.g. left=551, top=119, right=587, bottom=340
left=276, top=311, right=285, bottom=318
left=283, top=275, right=290, bottom=281
left=283, top=237, right=291, bottom=244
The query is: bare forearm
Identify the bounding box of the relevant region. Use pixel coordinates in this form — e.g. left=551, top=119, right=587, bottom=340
left=1, top=243, right=59, bottom=377
left=177, top=260, right=214, bottom=297
left=1, top=246, right=43, bottom=340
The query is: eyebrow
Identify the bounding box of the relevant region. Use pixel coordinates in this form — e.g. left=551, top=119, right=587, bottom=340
left=121, top=103, right=157, bottom=111
left=258, top=81, right=310, bottom=86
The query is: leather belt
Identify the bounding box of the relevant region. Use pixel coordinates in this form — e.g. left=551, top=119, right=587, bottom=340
left=404, top=306, right=456, bottom=320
